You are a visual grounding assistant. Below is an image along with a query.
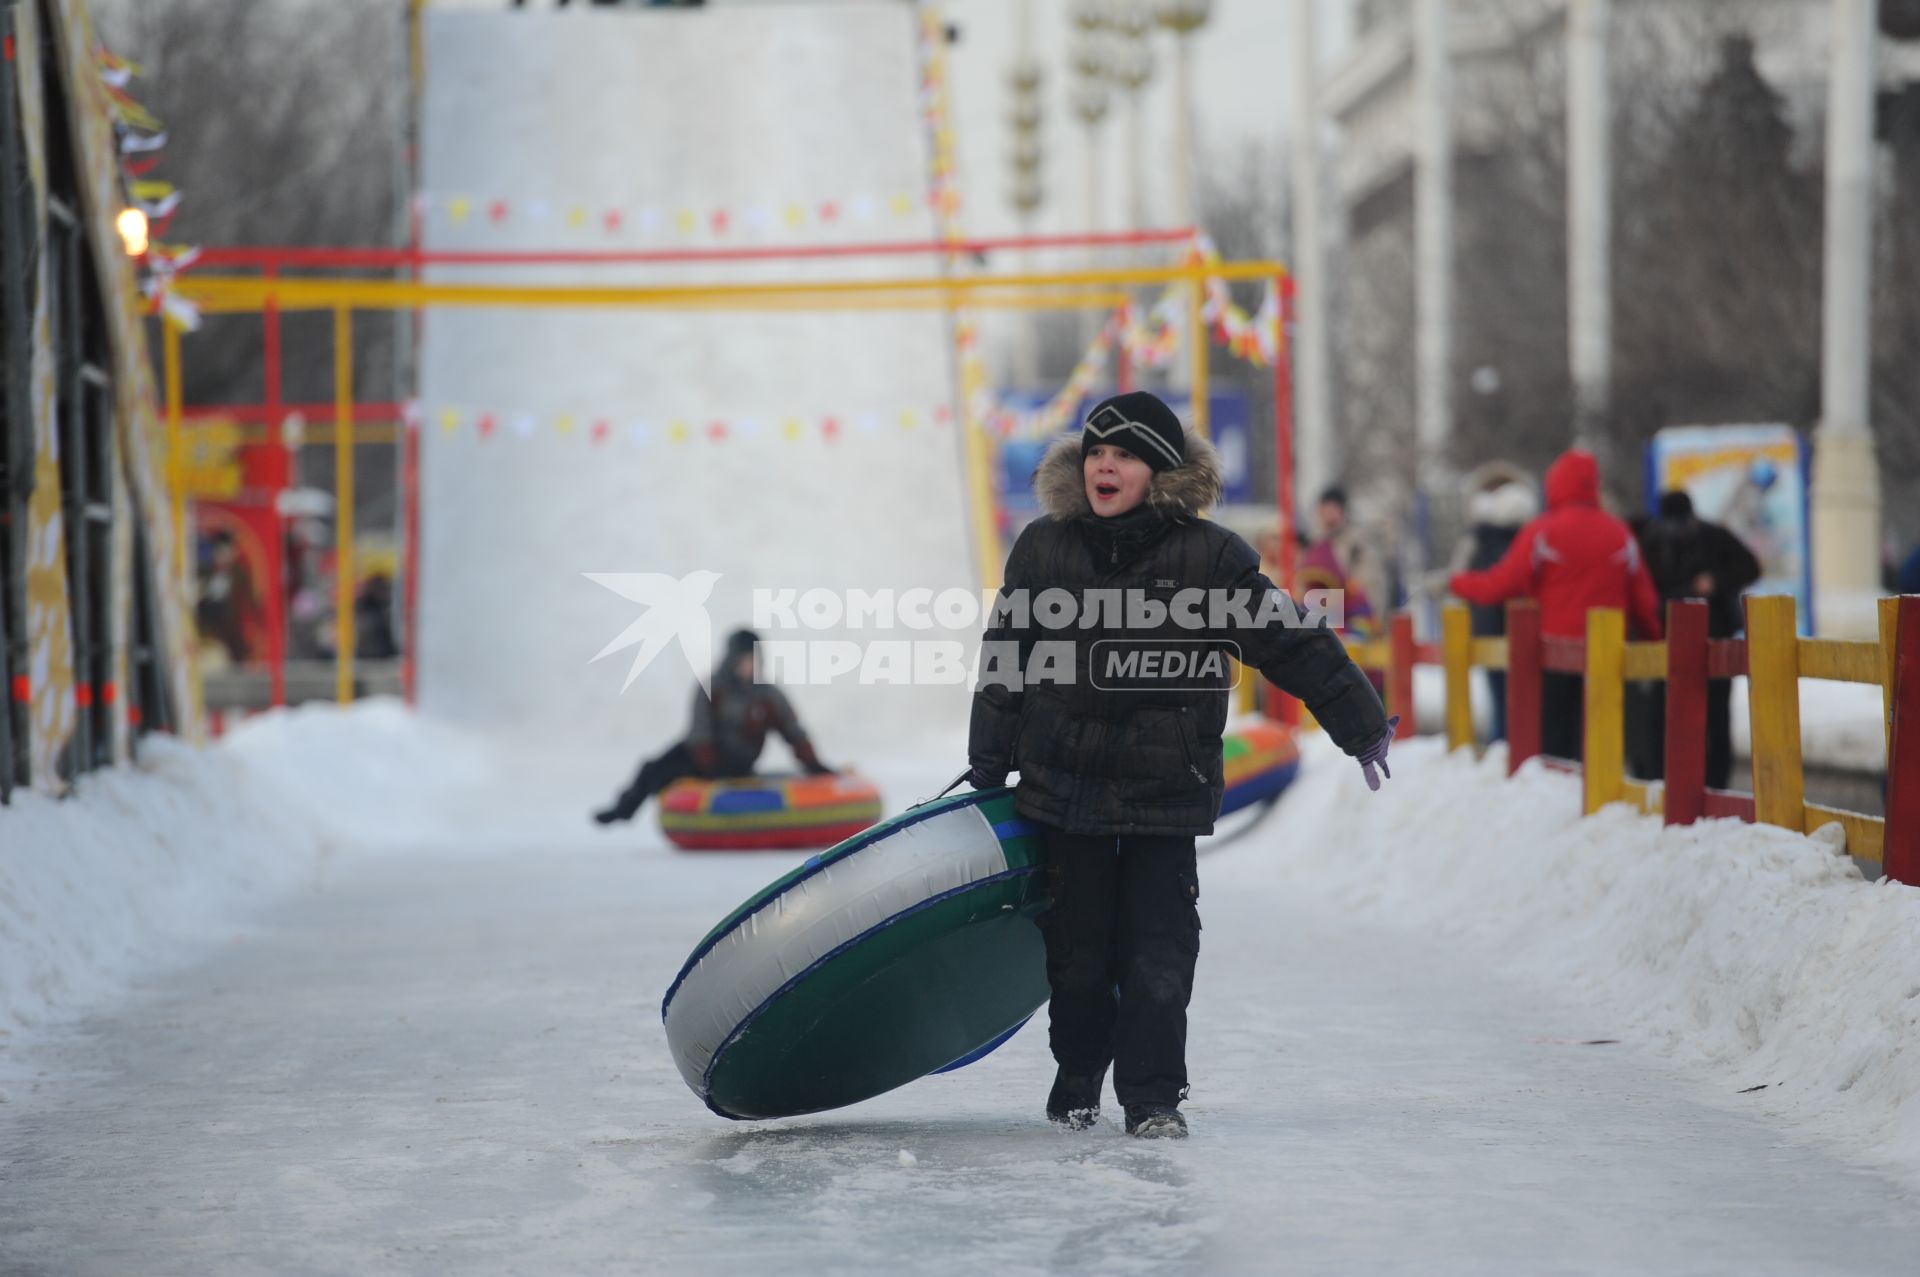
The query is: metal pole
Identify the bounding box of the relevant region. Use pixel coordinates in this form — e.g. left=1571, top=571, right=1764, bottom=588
left=1289, top=0, right=1334, bottom=514
left=334, top=306, right=356, bottom=703
left=1811, top=0, right=1884, bottom=636
left=1188, top=265, right=1209, bottom=436
left=1567, top=0, right=1611, bottom=444
left=263, top=270, right=287, bottom=708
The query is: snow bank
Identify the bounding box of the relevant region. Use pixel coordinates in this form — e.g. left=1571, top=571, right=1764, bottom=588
left=1225, top=734, right=1920, bottom=1180
left=0, top=700, right=485, bottom=1062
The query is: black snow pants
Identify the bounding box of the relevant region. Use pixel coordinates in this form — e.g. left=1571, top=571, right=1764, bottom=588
left=1541, top=671, right=1584, bottom=762
left=606, top=741, right=751, bottom=820
left=1036, top=824, right=1200, bottom=1110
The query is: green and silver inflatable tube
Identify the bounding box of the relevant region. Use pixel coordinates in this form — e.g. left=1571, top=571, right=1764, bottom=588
left=661, top=788, right=1048, bottom=1120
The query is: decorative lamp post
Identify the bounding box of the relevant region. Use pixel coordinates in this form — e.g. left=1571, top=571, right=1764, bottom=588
left=1110, top=1, right=1155, bottom=234
left=1153, top=0, right=1212, bottom=231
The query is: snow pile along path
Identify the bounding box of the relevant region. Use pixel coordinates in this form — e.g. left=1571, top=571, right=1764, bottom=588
left=1244, top=733, right=1920, bottom=1181
left=0, top=700, right=487, bottom=1061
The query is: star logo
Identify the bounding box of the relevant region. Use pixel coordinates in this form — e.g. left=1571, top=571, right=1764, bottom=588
left=584, top=570, right=723, bottom=694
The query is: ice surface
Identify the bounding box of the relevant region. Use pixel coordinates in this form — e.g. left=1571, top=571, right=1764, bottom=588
left=5, top=705, right=1920, bottom=1272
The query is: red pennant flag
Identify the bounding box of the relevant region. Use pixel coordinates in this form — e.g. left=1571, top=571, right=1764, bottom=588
left=821, top=416, right=841, bottom=443
left=818, top=199, right=839, bottom=223
left=709, top=208, right=730, bottom=235
left=603, top=208, right=623, bottom=233
left=488, top=199, right=510, bottom=224
left=477, top=412, right=497, bottom=439
left=933, top=404, right=952, bottom=426
left=705, top=420, right=728, bottom=442
left=590, top=419, right=611, bottom=444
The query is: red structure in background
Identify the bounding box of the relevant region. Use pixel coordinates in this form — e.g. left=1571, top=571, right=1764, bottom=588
left=192, top=435, right=292, bottom=689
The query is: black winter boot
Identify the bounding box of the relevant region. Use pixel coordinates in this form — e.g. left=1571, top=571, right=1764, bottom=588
left=1046, top=1066, right=1108, bottom=1131
left=1124, top=1104, right=1188, bottom=1139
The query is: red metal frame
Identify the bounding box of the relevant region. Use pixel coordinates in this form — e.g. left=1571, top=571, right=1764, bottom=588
left=176, top=226, right=1202, bottom=715
left=261, top=266, right=287, bottom=708
left=168, top=227, right=1201, bottom=274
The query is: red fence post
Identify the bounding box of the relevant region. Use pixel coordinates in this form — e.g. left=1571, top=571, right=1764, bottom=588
left=1390, top=611, right=1417, bottom=739
left=1506, top=600, right=1542, bottom=775
left=1885, top=596, right=1920, bottom=886
left=1664, top=599, right=1708, bottom=826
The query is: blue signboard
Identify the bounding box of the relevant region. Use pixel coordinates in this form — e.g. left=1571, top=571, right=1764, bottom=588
left=996, top=390, right=1253, bottom=520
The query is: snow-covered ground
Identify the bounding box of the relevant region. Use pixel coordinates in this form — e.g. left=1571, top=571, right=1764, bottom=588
left=3, top=704, right=1919, bottom=1272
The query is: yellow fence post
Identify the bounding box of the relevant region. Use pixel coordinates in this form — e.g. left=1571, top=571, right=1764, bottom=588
left=1583, top=607, right=1626, bottom=815
left=1745, top=594, right=1804, bottom=830
left=1442, top=602, right=1474, bottom=752
left=334, top=306, right=356, bottom=706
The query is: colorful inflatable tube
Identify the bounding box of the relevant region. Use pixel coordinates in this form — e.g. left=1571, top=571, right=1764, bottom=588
left=658, top=773, right=883, bottom=851
left=1217, top=720, right=1302, bottom=816
left=662, top=788, right=1048, bottom=1120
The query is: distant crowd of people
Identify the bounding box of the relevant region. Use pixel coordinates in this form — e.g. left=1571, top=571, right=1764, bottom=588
left=1289, top=446, right=1815, bottom=791
left=192, top=522, right=399, bottom=668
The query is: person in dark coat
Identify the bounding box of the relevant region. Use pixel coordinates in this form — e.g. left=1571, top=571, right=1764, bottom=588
left=1899, top=545, right=1920, bottom=596
left=1633, top=490, right=1763, bottom=789
left=593, top=628, right=836, bottom=825
left=1449, top=448, right=1663, bottom=762
left=966, top=391, right=1394, bottom=1140
left=1448, top=469, right=1538, bottom=743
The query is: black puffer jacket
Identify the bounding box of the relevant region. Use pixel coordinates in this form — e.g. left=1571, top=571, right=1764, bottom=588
left=968, top=430, right=1388, bottom=837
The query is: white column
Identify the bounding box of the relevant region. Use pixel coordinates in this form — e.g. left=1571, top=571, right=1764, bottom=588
left=1414, top=0, right=1454, bottom=519
left=1812, top=0, right=1884, bottom=636
left=1289, top=0, right=1334, bottom=510
left=1567, top=0, right=1611, bottom=444
left=1173, top=34, right=1197, bottom=228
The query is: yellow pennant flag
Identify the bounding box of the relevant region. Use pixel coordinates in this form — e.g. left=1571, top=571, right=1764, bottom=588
left=438, top=407, right=462, bottom=435
left=448, top=196, right=473, bottom=226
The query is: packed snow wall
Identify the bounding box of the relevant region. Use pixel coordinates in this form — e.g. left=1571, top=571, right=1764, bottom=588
left=418, top=5, right=980, bottom=758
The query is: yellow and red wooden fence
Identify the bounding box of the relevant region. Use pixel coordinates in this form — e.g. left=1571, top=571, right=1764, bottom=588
left=1337, top=595, right=1920, bottom=885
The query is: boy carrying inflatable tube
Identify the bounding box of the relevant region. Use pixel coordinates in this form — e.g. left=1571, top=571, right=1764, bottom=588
left=964, top=391, right=1399, bottom=1140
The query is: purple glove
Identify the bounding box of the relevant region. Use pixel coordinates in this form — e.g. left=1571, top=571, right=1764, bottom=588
left=1358, top=716, right=1401, bottom=792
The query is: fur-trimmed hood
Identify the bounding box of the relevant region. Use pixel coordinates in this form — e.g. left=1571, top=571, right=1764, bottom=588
left=1033, top=426, right=1224, bottom=521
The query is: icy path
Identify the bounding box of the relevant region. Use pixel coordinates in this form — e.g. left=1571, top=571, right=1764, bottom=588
left=4, top=805, right=1918, bottom=1274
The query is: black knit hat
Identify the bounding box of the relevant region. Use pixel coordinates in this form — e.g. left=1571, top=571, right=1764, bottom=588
left=1081, top=391, right=1186, bottom=473
left=724, top=628, right=760, bottom=659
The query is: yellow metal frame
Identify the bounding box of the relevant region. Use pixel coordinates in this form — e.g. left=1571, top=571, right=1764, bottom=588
left=164, top=258, right=1286, bottom=702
